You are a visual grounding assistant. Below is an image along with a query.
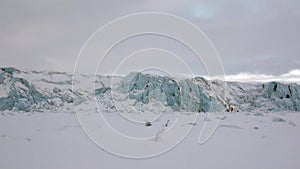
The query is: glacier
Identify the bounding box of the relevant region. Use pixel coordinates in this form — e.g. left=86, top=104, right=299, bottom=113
left=0, top=67, right=300, bottom=113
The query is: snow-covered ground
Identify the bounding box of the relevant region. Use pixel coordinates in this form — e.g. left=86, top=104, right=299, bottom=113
left=1, top=68, right=300, bottom=168
left=1, top=111, right=299, bottom=169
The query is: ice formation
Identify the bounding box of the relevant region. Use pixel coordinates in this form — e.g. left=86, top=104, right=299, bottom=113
left=0, top=67, right=300, bottom=113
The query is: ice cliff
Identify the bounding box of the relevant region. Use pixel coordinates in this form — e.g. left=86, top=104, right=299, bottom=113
left=0, top=67, right=299, bottom=113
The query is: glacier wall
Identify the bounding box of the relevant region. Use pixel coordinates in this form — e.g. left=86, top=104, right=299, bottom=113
left=0, top=67, right=300, bottom=113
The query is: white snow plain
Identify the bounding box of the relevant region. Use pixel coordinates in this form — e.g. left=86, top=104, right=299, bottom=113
left=0, top=111, right=300, bottom=169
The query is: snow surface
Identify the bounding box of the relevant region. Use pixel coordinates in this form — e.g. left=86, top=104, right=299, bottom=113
left=1, top=67, right=300, bottom=168
left=0, top=111, right=300, bottom=169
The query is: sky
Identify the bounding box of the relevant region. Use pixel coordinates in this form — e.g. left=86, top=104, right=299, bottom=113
left=1, top=0, right=300, bottom=79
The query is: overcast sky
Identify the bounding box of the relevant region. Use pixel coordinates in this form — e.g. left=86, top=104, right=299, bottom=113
left=1, top=0, right=300, bottom=77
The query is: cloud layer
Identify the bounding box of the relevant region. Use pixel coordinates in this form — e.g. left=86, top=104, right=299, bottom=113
left=0, top=0, right=299, bottom=75
left=222, top=69, right=300, bottom=84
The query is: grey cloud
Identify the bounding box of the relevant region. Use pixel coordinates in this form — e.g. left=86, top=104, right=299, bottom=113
left=0, top=0, right=299, bottom=76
